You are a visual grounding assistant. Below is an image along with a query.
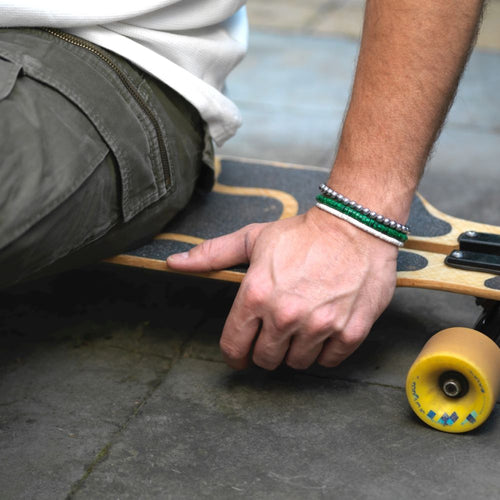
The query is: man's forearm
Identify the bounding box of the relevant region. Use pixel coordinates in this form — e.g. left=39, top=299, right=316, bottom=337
left=329, top=0, right=484, bottom=222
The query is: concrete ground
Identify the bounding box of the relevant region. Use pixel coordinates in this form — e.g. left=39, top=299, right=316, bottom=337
left=2, top=3, right=500, bottom=499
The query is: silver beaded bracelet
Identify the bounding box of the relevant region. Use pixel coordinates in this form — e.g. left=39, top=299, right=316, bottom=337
left=319, top=183, right=410, bottom=234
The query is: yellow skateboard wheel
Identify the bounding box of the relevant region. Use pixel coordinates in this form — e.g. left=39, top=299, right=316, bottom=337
left=406, top=327, right=500, bottom=433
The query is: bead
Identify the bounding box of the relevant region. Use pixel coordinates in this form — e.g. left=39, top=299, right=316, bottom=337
left=317, top=187, right=407, bottom=239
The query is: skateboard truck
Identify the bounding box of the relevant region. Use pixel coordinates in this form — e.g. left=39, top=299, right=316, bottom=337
left=447, top=229, right=500, bottom=342
left=445, top=231, right=500, bottom=274
left=474, top=298, right=500, bottom=345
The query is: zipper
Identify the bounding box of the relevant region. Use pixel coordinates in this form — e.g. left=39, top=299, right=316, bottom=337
left=42, top=28, right=171, bottom=187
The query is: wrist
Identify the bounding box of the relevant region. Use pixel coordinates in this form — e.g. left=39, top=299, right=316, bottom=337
left=327, top=161, right=417, bottom=224
left=306, top=205, right=400, bottom=256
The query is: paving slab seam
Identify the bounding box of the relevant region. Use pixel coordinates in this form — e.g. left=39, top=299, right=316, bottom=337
left=178, top=352, right=408, bottom=392
left=298, top=371, right=405, bottom=392
left=182, top=351, right=224, bottom=363
left=179, top=355, right=408, bottom=392
left=65, top=376, right=168, bottom=499
left=65, top=333, right=197, bottom=499
left=102, top=342, right=180, bottom=361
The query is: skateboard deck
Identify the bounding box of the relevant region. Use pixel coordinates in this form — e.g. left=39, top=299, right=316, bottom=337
left=105, top=156, right=500, bottom=433
left=104, top=157, right=500, bottom=301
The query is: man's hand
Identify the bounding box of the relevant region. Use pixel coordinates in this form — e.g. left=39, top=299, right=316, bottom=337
left=167, top=207, right=398, bottom=370
left=169, top=0, right=484, bottom=371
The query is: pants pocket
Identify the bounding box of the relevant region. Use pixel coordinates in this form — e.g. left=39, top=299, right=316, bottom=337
left=0, top=28, right=174, bottom=225
left=0, top=54, right=111, bottom=250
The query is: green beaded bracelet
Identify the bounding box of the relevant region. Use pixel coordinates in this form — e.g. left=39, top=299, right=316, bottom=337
left=316, top=195, right=408, bottom=243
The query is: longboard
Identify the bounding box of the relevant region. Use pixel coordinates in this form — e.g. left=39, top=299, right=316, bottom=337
left=104, top=156, right=500, bottom=434
left=104, top=156, right=500, bottom=301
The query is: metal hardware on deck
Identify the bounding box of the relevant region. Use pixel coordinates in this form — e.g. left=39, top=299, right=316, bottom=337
left=445, top=249, right=500, bottom=275
left=458, top=231, right=500, bottom=256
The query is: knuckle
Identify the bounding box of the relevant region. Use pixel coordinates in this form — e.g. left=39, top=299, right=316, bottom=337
left=273, top=314, right=293, bottom=333
left=196, top=239, right=212, bottom=256
left=330, top=316, right=348, bottom=334
left=191, top=239, right=215, bottom=264
left=243, top=223, right=264, bottom=255
left=219, top=338, right=246, bottom=362
left=244, top=283, right=269, bottom=308
left=333, top=328, right=367, bottom=355
left=286, top=356, right=312, bottom=371
left=317, top=328, right=370, bottom=369
left=253, top=352, right=280, bottom=371
left=342, top=322, right=370, bottom=346
left=305, top=312, right=334, bottom=337
left=318, top=357, right=340, bottom=369
left=273, top=306, right=301, bottom=332
left=336, top=332, right=357, bottom=350
left=300, top=329, right=322, bottom=345
left=317, top=347, right=344, bottom=368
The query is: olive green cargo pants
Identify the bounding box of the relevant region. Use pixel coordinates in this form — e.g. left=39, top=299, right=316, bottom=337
left=0, top=29, right=213, bottom=289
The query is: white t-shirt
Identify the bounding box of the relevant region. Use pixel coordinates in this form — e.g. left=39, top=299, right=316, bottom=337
left=0, top=1, right=248, bottom=145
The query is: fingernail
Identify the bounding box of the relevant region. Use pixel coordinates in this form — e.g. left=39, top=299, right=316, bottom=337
left=167, top=252, right=189, bottom=262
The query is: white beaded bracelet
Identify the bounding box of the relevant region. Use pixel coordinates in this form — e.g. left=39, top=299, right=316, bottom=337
left=316, top=202, right=404, bottom=247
